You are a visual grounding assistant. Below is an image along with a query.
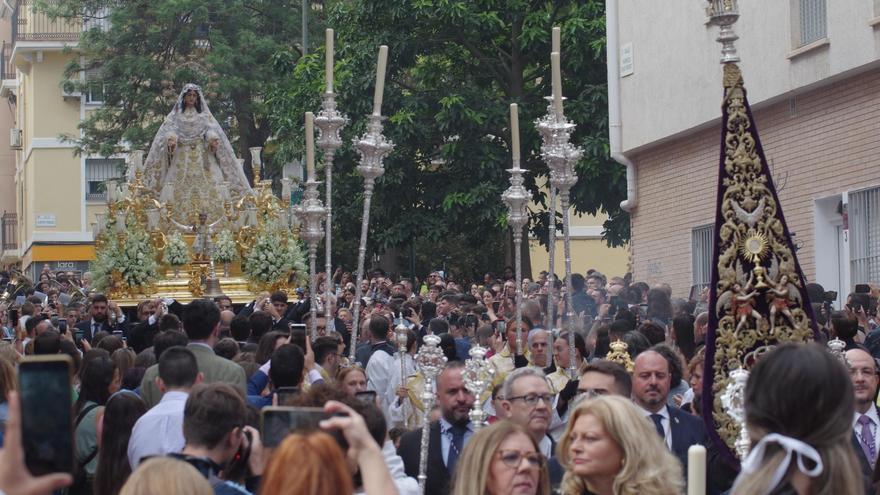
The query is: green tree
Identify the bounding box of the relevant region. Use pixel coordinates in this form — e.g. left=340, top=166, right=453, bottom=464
left=267, top=0, right=627, bottom=281
left=43, top=0, right=325, bottom=179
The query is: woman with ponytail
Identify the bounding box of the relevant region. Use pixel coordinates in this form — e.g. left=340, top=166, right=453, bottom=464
left=731, top=343, right=864, bottom=495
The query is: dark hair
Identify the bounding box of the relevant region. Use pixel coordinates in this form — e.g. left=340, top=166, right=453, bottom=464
left=583, top=360, right=632, bottom=396
left=179, top=87, right=203, bottom=113
left=428, top=318, right=449, bottom=336
left=90, top=294, right=109, bottom=305
left=134, top=349, right=156, bottom=368
left=571, top=273, right=586, bottom=292
left=92, top=392, right=147, bottom=495
left=123, top=367, right=146, bottom=391
left=25, top=315, right=46, bottom=336
left=269, top=344, right=304, bottom=389
left=77, top=355, right=117, bottom=410
left=672, top=313, right=697, bottom=361
left=158, top=313, right=181, bottom=332
left=594, top=326, right=610, bottom=359
left=158, top=346, right=199, bottom=389
left=621, top=331, right=650, bottom=359
left=183, top=383, right=246, bottom=449
left=214, top=338, right=240, bottom=361
left=439, top=332, right=457, bottom=361
left=288, top=327, right=306, bottom=353
left=270, top=291, right=288, bottom=304
left=230, top=314, right=251, bottom=342
left=368, top=315, right=390, bottom=341
left=59, top=340, right=83, bottom=374
left=831, top=311, right=858, bottom=340
left=256, top=331, right=287, bottom=365
left=97, top=335, right=125, bottom=355
left=313, top=336, right=339, bottom=366
left=182, top=299, right=220, bottom=341
left=646, top=288, right=673, bottom=323
left=214, top=295, right=232, bottom=306
left=649, top=344, right=683, bottom=389
left=421, top=301, right=437, bottom=321
left=153, top=330, right=189, bottom=360
left=637, top=321, right=666, bottom=346
left=249, top=311, right=274, bottom=341
left=613, top=308, right=637, bottom=330
left=33, top=329, right=61, bottom=354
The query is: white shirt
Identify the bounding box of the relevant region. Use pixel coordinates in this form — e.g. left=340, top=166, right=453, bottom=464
left=127, top=391, right=188, bottom=469
left=539, top=435, right=553, bottom=458
left=384, top=353, right=418, bottom=412
left=366, top=349, right=395, bottom=412
left=640, top=405, right=672, bottom=450
left=439, top=417, right=474, bottom=466
left=354, top=440, right=420, bottom=495
left=853, top=406, right=880, bottom=462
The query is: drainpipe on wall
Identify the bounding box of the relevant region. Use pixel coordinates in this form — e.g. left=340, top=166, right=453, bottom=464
left=606, top=0, right=636, bottom=212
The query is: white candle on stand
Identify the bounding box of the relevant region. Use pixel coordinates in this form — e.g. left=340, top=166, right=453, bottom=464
left=509, top=103, right=520, bottom=164
left=305, top=112, right=316, bottom=180
left=687, top=445, right=707, bottom=495
left=325, top=28, right=334, bottom=93
left=372, top=45, right=389, bottom=116
left=281, top=177, right=291, bottom=201
left=552, top=26, right=560, bottom=54
left=551, top=52, right=563, bottom=119
left=106, top=181, right=116, bottom=203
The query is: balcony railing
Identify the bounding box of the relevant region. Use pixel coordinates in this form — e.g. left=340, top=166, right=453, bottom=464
left=1, top=42, right=14, bottom=80
left=2, top=212, right=17, bottom=252
left=11, top=0, right=108, bottom=43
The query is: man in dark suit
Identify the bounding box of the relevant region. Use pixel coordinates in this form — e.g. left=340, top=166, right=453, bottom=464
left=846, top=348, right=880, bottom=480
left=397, top=361, right=474, bottom=495
left=74, top=293, right=129, bottom=343
left=632, top=347, right=708, bottom=483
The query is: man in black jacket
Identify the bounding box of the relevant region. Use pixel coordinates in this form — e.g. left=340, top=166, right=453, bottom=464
left=397, top=361, right=474, bottom=495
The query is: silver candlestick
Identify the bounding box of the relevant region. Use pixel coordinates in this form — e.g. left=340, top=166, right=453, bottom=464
left=416, top=334, right=447, bottom=494
left=349, top=114, right=395, bottom=361
left=827, top=337, right=848, bottom=365
left=394, top=318, right=411, bottom=428
left=315, top=91, right=348, bottom=326
left=463, top=345, right=494, bottom=431
left=547, top=182, right=557, bottom=329
left=720, top=367, right=750, bottom=459
left=502, top=163, right=529, bottom=354
left=536, top=101, right=582, bottom=380
left=294, top=177, right=326, bottom=341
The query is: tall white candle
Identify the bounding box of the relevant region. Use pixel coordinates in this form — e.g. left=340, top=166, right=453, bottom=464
left=552, top=26, right=560, bottom=54
left=305, top=112, right=316, bottom=179
left=325, top=28, right=334, bottom=93
left=372, top=45, right=389, bottom=116
left=281, top=177, right=291, bottom=201
left=551, top=52, right=563, bottom=119
left=687, top=445, right=707, bottom=495
left=106, top=181, right=116, bottom=203
left=510, top=103, right=520, bottom=164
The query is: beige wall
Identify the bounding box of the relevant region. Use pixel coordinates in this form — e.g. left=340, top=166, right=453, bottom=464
left=629, top=68, right=880, bottom=298
left=529, top=210, right=630, bottom=280
left=0, top=15, right=16, bottom=218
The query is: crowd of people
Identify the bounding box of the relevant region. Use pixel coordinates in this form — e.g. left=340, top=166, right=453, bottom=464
left=0, top=265, right=877, bottom=495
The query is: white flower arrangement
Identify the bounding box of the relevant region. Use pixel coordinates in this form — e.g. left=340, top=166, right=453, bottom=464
left=91, top=217, right=158, bottom=291
left=118, top=228, right=159, bottom=287
left=243, top=225, right=307, bottom=286
left=214, top=229, right=238, bottom=263
left=164, top=231, right=190, bottom=266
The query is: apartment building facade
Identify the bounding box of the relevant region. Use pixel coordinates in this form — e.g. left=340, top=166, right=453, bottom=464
left=610, top=0, right=880, bottom=305
left=1, top=1, right=117, bottom=279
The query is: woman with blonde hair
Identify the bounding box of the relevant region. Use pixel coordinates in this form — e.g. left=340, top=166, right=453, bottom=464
left=451, top=420, right=549, bottom=495
left=557, top=395, right=682, bottom=495
left=119, top=457, right=212, bottom=495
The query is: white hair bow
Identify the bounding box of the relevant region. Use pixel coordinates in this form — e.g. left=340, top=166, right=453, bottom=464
left=732, top=433, right=823, bottom=495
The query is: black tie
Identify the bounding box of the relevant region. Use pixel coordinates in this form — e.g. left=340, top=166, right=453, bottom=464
left=446, top=424, right=467, bottom=473
left=650, top=413, right=665, bottom=439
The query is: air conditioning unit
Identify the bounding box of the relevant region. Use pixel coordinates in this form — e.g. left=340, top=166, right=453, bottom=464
left=61, top=87, right=82, bottom=100
left=9, top=128, right=21, bottom=150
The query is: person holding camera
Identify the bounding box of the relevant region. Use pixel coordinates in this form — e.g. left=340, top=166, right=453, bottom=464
left=171, top=383, right=266, bottom=495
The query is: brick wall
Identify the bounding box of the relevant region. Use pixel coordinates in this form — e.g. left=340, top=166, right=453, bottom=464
left=630, top=67, right=880, bottom=297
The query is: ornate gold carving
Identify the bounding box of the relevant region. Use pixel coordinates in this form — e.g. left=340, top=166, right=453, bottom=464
left=710, top=62, right=814, bottom=455
left=606, top=340, right=634, bottom=373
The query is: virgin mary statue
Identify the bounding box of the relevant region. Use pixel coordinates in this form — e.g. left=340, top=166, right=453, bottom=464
left=139, top=83, right=252, bottom=225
